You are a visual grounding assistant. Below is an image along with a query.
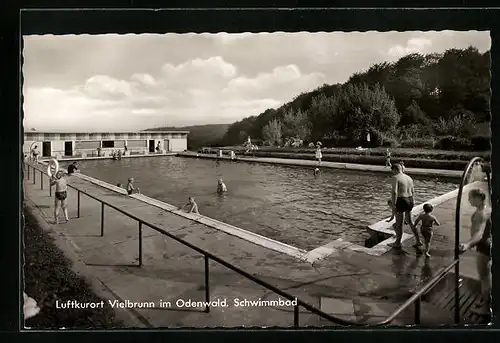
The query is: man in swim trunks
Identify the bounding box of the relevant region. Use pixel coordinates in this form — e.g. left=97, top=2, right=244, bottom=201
left=388, top=163, right=422, bottom=249
left=50, top=170, right=69, bottom=224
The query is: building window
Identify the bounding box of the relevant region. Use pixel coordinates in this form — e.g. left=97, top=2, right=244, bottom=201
left=102, top=140, right=115, bottom=148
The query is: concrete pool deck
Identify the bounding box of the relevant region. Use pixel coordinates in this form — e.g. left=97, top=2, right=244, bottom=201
left=178, top=152, right=463, bottom=179
left=23, top=162, right=485, bottom=327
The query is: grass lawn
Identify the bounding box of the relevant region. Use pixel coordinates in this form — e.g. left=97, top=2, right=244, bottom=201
left=23, top=206, right=123, bottom=329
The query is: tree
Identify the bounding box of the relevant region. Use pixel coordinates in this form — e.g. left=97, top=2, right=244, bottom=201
left=334, top=83, right=400, bottom=142
left=307, top=93, right=339, bottom=141
left=282, top=108, right=311, bottom=141
left=262, top=119, right=283, bottom=146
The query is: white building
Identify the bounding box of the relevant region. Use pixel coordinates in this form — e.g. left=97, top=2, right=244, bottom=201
left=23, top=131, right=189, bottom=159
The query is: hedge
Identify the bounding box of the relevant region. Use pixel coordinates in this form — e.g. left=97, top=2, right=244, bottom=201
left=231, top=148, right=490, bottom=161
left=241, top=151, right=472, bottom=170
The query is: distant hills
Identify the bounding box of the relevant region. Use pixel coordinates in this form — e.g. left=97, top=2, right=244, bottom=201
left=145, top=124, right=230, bottom=149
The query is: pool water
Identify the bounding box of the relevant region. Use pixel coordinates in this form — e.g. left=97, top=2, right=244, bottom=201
left=77, top=156, right=458, bottom=250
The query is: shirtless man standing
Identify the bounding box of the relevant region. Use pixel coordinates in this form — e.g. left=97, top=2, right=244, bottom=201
left=388, top=163, right=422, bottom=249
left=50, top=170, right=69, bottom=224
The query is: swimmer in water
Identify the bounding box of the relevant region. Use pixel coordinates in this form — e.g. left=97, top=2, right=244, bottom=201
left=126, top=178, right=140, bottom=195
left=178, top=196, right=199, bottom=214
left=217, top=178, right=227, bottom=193
left=314, top=168, right=320, bottom=177
left=51, top=170, right=69, bottom=224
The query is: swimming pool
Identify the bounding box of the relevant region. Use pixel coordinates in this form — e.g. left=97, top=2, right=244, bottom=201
left=77, top=156, right=458, bottom=250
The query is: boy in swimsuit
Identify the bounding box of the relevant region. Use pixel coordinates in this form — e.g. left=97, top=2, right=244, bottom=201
left=459, top=189, right=492, bottom=316
left=178, top=196, right=199, bottom=214
left=385, top=149, right=391, bottom=168
left=126, top=178, right=140, bottom=195
left=50, top=170, right=69, bottom=224
left=31, top=145, right=39, bottom=164
left=217, top=178, right=227, bottom=193
left=414, top=203, right=440, bottom=257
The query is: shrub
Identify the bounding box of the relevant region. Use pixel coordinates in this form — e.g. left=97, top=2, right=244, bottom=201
left=371, top=129, right=400, bottom=147
left=400, top=138, right=436, bottom=148
left=433, top=112, right=475, bottom=137
left=470, top=135, right=491, bottom=151
left=435, top=136, right=472, bottom=150
left=241, top=151, right=469, bottom=170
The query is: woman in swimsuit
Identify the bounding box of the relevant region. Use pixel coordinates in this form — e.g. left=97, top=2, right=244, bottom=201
left=459, top=188, right=491, bottom=316
left=50, top=170, right=69, bottom=224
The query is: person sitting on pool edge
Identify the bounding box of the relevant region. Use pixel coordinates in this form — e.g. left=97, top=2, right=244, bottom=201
left=67, top=161, right=79, bottom=175
left=178, top=196, right=199, bottom=214
left=126, top=178, right=140, bottom=195
left=217, top=178, right=227, bottom=193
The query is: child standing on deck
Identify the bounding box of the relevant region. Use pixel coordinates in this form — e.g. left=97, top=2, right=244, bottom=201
left=385, top=149, right=391, bottom=168
left=414, top=203, right=440, bottom=257
left=315, top=145, right=322, bottom=165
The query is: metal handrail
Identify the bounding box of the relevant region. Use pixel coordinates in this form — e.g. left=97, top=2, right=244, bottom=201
left=24, top=161, right=352, bottom=326
left=23, top=157, right=486, bottom=326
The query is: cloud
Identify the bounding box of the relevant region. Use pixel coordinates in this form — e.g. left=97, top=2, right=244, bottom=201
left=131, top=73, right=156, bottom=86
left=224, top=64, right=325, bottom=100
left=22, top=32, right=490, bottom=131
left=388, top=37, right=433, bottom=57
left=23, top=56, right=325, bottom=130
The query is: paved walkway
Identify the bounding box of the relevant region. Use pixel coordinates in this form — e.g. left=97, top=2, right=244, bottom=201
left=22, top=164, right=480, bottom=327
left=178, top=152, right=463, bottom=179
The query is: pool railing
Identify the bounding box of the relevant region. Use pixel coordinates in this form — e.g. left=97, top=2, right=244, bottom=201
left=23, top=157, right=488, bottom=326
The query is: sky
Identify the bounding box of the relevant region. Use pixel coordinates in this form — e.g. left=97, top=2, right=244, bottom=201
left=22, top=31, right=490, bottom=131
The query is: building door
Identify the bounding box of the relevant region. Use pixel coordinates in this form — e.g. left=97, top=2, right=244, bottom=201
left=164, top=139, right=170, bottom=152
left=64, top=141, right=73, bottom=156
left=42, top=141, right=51, bottom=157
left=149, top=140, right=155, bottom=153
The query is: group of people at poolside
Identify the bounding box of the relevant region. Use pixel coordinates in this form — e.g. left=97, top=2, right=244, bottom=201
left=386, top=161, right=491, bottom=316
